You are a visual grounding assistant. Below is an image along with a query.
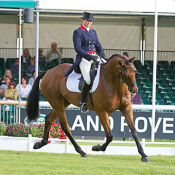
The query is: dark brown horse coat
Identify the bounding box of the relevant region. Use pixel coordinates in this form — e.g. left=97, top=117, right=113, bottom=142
left=27, top=54, right=150, bottom=162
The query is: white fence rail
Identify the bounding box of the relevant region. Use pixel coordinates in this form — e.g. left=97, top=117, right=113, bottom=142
left=0, top=135, right=175, bottom=156
left=1, top=100, right=175, bottom=110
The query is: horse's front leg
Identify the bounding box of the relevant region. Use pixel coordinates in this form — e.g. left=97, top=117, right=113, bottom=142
left=120, top=104, right=151, bottom=162
left=92, top=111, right=113, bottom=151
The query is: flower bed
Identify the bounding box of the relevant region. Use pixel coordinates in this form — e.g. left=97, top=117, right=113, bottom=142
left=0, top=120, right=66, bottom=141
left=0, top=122, right=6, bottom=135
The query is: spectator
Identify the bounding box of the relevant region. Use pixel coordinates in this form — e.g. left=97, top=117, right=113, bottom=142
left=25, top=57, right=40, bottom=77
left=46, top=42, right=61, bottom=63
left=21, top=48, right=31, bottom=63
left=0, top=76, right=11, bottom=98
left=10, top=58, right=24, bottom=76
left=0, top=69, right=14, bottom=86
left=131, top=92, right=141, bottom=104
left=38, top=48, right=46, bottom=62
left=16, top=76, right=32, bottom=99
left=29, top=70, right=35, bottom=86
left=34, top=48, right=46, bottom=62
left=123, top=52, right=129, bottom=57
left=4, top=80, right=18, bottom=100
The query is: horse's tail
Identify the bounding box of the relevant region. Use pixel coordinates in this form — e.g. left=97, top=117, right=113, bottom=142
left=26, top=71, right=47, bottom=121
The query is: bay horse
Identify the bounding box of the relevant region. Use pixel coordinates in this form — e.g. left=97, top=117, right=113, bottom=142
left=27, top=54, right=150, bottom=162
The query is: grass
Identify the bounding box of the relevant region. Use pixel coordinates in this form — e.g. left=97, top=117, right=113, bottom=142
left=0, top=150, right=175, bottom=175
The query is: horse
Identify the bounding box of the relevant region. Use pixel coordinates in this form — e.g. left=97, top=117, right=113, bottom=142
left=27, top=54, right=150, bottom=162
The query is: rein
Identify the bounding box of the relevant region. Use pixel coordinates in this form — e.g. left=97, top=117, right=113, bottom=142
left=105, top=61, right=136, bottom=86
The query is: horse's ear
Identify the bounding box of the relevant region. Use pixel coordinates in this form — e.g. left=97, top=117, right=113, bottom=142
left=129, top=57, right=135, bottom=63
left=119, top=61, right=124, bottom=66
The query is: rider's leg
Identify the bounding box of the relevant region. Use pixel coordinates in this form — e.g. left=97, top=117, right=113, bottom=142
left=79, top=58, right=92, bottom=112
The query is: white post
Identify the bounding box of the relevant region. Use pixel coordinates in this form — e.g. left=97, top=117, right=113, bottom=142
left=142, top=40, right=145, bottom=64
left=35, top=1, right=39, bottom=78
left=65, top=137, right=70, bottom=153
left=18, top=9, right=22, bottom=123
left=28, top=134, right=32, bottom=151
left=142, top=138, right=145, bottom=150
left=140, top=40, right=143, bottom=64
left=151, top=0, right=158, bottom=142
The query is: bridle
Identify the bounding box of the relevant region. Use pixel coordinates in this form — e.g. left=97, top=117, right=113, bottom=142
left=105, top=59, right=137, bottom=87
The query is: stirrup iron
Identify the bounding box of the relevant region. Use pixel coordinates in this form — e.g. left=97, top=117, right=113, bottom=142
left=80, top=102, right=89, bottom=113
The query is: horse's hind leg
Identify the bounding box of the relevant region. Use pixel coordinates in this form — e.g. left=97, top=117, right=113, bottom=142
left=33, top=110, right=57, bottom=149
left=92, top=111, right=113, bottom=151
left=121, top=106, right=151, bottom=162
left=53, top=98, right=88, bottom=157
left=59, top=117, right=87, bottom=157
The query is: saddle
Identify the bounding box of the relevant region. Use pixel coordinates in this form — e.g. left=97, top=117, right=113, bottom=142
left=66, top=61, right=101, bottom=94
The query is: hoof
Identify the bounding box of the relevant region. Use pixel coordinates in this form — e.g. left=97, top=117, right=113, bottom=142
left=33, top=141, right=47, bottom=149
left=92, top=144, right=101, bottom=151
left=141, top=157, right=151, bottom=162
left=80, top=153, right=88, bottom=157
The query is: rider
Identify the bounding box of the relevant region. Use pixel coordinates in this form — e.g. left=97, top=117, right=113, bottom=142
left=64, top=12, right=105, bottom=113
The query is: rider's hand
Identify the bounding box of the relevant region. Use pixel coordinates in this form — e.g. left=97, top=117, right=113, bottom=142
left=91, top=56, right=98, bottom=62
left=100, top=52, right=108, bottom=61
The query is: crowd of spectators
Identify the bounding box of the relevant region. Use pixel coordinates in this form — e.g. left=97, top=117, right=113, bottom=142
left=0, top=75, right=32, bottom=100
left=0, top=42, right=62, bottom=101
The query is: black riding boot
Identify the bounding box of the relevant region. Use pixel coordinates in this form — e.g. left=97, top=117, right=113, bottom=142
left=80, top=82, right=89, bottom=113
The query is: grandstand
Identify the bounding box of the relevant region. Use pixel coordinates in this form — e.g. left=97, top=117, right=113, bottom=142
left=135, top=60, right=175, bottom=105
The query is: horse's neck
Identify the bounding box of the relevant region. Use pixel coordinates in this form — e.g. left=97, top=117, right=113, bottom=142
left=102, top=58, right=126, bottom=91
left=105, top=58, right=120, bottom=82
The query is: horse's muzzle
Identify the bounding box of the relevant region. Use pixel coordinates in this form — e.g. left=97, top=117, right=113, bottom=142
left=128, top=86, right=138, bottom=93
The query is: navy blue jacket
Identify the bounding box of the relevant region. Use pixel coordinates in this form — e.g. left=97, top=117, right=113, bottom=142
left=64, top=25, right=105, bottom=76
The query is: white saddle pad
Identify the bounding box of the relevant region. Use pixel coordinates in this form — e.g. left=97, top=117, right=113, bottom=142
left=66, top=63, right=101, bottom=93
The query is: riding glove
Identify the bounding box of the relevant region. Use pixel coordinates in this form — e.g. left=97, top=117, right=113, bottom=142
left=91, top=55, right=98, bottom=62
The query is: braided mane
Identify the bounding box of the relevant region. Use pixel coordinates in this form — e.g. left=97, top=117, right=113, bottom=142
left=107, top=54, right=130, bottom=65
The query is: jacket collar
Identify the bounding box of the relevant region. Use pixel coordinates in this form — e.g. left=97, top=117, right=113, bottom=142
left=80, top=25, right=92, bottom=31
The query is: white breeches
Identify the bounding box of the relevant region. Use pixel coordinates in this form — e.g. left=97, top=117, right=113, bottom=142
left=79, top=56, right=107, bottom=85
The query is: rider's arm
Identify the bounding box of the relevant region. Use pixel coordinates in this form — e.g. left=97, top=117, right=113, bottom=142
left=93, top=30, right=105, bottom=57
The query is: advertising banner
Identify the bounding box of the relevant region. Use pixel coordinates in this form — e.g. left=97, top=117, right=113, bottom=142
left=21, top=108, right=175, bottom=139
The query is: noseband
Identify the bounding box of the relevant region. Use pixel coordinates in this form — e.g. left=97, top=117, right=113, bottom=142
left=105, top=59, right=137, bottom=87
